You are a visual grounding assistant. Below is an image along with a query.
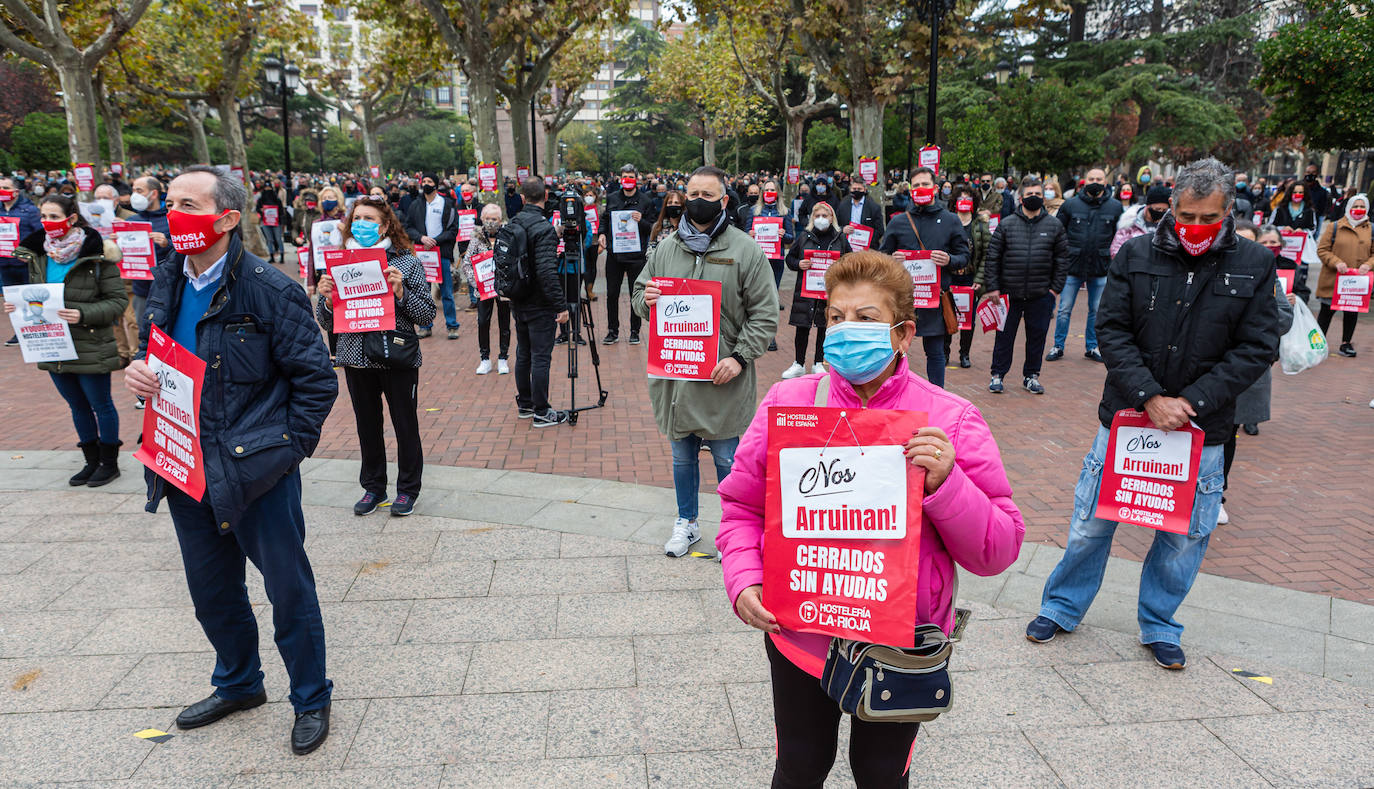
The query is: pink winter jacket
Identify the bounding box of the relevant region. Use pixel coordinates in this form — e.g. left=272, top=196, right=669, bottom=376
left=717, top=367, right=1025, bottom=678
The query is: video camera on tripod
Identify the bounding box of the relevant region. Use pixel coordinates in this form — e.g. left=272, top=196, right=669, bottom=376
left=557, top=187, right=608, bottom=423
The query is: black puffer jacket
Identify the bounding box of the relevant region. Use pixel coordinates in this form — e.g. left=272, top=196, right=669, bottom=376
left=784, top=226, right=850, bottom=328
left=1058, top=191, right=1123, bottom=278
left=879, top=200, right=970, bottom=337
left=509, top=204, right=565, bottom=313
left=984, top=208, right=1069, bottom=300
left=1096, top=215, right=1280, bottom=445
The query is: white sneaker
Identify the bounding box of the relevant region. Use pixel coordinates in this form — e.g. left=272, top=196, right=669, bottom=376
left=1217, top=503, right=1229, bottom=525
left=781, top=362, right=806, bottom=379
left=497, top=358, right=510, bottom=374
left=475, top=359, right=492, bottom=375
left=664, top=517, right=700, bottom=557
left=811, top=362, right=827, bottom=375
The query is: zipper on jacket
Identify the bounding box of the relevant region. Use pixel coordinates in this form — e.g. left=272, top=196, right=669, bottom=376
left=1148, top=278, right=1159, bottom=311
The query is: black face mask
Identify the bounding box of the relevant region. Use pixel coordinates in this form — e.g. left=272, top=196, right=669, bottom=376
left=685, top=196, right=723, bottom=225
left=664, top=204, right=683, bottom=219
left=422, top=183, right=436, bottom=194
left=851, top=190, right=866, bottom=201
left=1084, top=183, right=1107, bottom=198
left=1146, top=207, right=1167, bottom=223
left=1021, top=195, right=1044, bottom=212
left=747, top=194, right=759, bottom=203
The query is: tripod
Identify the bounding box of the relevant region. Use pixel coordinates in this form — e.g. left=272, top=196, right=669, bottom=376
left=563, top=227, right=608, bottom=424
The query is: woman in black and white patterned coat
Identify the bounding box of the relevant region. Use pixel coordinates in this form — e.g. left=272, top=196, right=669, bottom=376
left=315, top=196, right=437, bottom=517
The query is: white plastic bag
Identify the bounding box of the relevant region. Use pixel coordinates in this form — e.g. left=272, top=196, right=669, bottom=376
left=1279, top=299, right=1327, bottom=375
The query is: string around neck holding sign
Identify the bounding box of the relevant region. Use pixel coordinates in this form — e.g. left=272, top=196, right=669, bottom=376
left=819, top=410, right=865, bottom=457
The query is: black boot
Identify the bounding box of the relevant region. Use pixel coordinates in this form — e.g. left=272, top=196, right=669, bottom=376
left=68, top=441, right=99, bottom=486
left=86, top=442, right=122, bottom=488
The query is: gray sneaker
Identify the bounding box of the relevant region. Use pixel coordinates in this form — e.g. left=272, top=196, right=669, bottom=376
left=663, top=518, right=700, bottom=557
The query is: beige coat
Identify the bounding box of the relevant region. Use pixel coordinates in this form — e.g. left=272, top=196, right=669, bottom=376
left=1316, top=217, right=1374, bottom=300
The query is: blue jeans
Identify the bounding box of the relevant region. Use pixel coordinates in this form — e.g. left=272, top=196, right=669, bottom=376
left=166, top=468, right=332, bottom=713
left=921, top=334, right=946, bottom=388
left=425, top=256, right=459, bottom=330
left=1052, top=275, right=1107, bottom=351
left=49, top=372, right=119, bottom=444
left=670, top=434, right=740, bottom=521
left=1039, top=425, right=1225, bottom=646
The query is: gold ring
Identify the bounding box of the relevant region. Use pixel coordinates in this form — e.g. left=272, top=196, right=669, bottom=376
left=934, top=449, right=943, bottom=460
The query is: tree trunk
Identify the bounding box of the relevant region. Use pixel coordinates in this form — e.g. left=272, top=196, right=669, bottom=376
left=849, top=100, right=885, bottom=201
left=783, top=113, right=806, bottom=204
left=702, top=124, right=718, bottom=167
left=733, top=140, right=741, bottom=174
left=96, top=74, right=127, bottom=166
left=1150, top=0, right=1165, bottom=36
left=55, top=62, right=102, bottom=186
left=466, top=74, right=504, bottom=192
left=358, top=101, right=382, bottom=170
left=508, top=92, right=534, bottom=173
left=543, top=127, right=560, bottom=174
left=1069, top=2, right=1087, bottom=43
left=186, top=101, right=211, bottom=164
left=216, top=93, right=265, bottom=256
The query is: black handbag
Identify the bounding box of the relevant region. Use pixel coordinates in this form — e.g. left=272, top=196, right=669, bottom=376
left=362, top=328, right=419, bottom=368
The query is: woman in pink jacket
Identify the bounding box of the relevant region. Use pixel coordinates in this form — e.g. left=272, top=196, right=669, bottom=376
left=717, top=250, right=1025, bottom=789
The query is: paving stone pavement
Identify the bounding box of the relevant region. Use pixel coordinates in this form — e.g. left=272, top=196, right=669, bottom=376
left=1, top=458, right=1372, bottom=787
left=1, top=264, right=1371, bottom=603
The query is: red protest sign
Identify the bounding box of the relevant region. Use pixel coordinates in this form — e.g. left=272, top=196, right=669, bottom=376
left=73, top=164, right=95, bottom=192
left=478, top=164, right=498, bottom=192
left=113, top=221, right=155, bottom=280
left=1279, top=230, right=1306, bottom=263
left=787, top=166, right=801, bottom=185
left=415, top=246, right=441, bottom=283
left=858, top=157, right=879, bottom=185
left=918, top=145, right=941, bottom=177
left=799, top=250, right=839, bottom=300
left=846, top=223, right=874, bottom=251
left=647, top=277, right=721, bottom=381
left=297, top=248, right=311, bottom=281
left=1094, top=410, right=1203, bottom=535
left=369, top=165, right=381, bottom=179
left=977, top=294, right=1008, bottom=334
left=109, top=161, right=124, bottom=176
left=763, top=406, right=927, bottom=646
left=262, top=206, right=279, bottom=227
left=456, top=209, right=477, bottom=242
left=752, top=217, right=784, bottom=260
left=950, top=285, right=976, bottom=331
left=325, top=248, right=396, bottom=333
left=134, top=324, right=207, bottom=502
left=470, top=251, right=497, bottom=300
left=897, top=250, right=939, bottom=309
left=516, top=165, right=530, bottom=182
left=0, top=217, right=20, bottom=256
left=988, top=215, right=1000, bottom=234
left=1332, top=271, right=1373, bottom=313
left=1275, top=268, right=1295, bottom=297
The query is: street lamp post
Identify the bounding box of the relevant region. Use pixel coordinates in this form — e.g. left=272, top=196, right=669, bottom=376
left=521, top=60, right=537, bottom=176
left=311, top=126, right=326, bottom=172
left=916, top=0, right=958, bottom=147
left=262, top=55, right=301, bottom=181
left=448, top=133, right=459, bottom=176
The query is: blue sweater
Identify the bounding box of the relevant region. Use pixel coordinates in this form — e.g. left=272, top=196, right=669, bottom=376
left=170, top=279, right=215, bottom=355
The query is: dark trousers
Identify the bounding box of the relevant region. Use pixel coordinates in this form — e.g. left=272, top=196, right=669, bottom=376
left=990, top=292, right=1056, bottom=379
left=2, top=265, right=26, bottom=342
left=1317, top=303, right=1358, bottom=345
left=344, top=366, right=422, bottom=498
left=604, top=257, right=644, bottom=334
left=49, top=372, right=119, bottom=444
left=920, top=335, right=947, bottom=388
left=478, top=298, right=512, bottom=359
left=165, top=468, right=331, bottom=713
left=514, top=307, right=557, bottom=413
left=766, top=635, right=918, bottom=789
left=943, top=329, right=975, bottom=360
left=795, top=325, right=827, bottom=366
left=1223, top=425, right=1237, bottom=495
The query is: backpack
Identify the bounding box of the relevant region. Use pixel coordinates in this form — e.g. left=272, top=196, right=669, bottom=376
left=493, top=218, right=535, bottom=300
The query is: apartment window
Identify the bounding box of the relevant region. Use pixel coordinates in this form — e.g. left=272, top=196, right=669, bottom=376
left=299, top=3, right=318, bottom=15
left=331, top=6, right=348, bottom=21
left=459, top=84, right=468, bottom=98
left=436, top=86, right=452, bottom=104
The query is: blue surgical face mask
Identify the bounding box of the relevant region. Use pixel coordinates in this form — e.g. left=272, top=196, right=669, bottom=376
left=322, top=199, right=339, bottom=212
left=823, top=321, right=900, bottom=384
left=351, top=219, right=381, bottom=247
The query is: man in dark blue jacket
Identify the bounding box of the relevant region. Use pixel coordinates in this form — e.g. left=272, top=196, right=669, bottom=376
left=124, top=166, right=338, bottom=755
left=128, top=175, right=173, bottom=404
left=0, top=176, right=43, bottom=346
left=1048, top=167, right=1122, bottom=363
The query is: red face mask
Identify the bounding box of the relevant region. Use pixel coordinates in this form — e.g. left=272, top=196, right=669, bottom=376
left=762, top=190, right=778, bottom=204
left=621, top=177, right=637, bottom=192
left=955, top=197, right=974, bottom=212
left=0, top=189, right=14, bottom=202
left=913, top=186, right=936, bottom=205
left=1291, top=193, right=1304, bottom=203
left=42, top=217, right=73, bottom=238
left=168, top=209, right=230, bottom=255
left=1121, top=188, right=1133, bottom=200
left=1175, top=218, right=1224, bottom=256
left=1352, top=208, right=1368, bottom=220
left=306, top=201, right=318, bottom=210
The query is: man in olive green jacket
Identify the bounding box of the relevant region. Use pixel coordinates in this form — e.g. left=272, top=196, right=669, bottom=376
left=632, top=166, right=779, bottom=558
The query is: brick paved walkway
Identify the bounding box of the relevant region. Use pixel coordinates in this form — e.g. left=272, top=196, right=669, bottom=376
left=2, top=259, right=1371, bottom=602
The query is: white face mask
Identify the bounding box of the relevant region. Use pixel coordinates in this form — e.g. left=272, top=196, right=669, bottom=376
left=1045, top=189, right=1057, bottom=199
left=583, top=194, right=595, bottom=205
left=130, top=192, right=151, bottom=212
left=813, top=216, right=831, bottom=232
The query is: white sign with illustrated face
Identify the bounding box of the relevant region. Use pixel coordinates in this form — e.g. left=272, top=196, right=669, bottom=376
left=4, top=283, right=78, bottom=363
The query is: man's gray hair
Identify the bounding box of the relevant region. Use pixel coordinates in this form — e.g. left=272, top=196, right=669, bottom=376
left=994, top=177, right=1007, bottom=189
left=178, top=164, right=248, bottom=214
left=1173, top=158, right=1234, bottom=209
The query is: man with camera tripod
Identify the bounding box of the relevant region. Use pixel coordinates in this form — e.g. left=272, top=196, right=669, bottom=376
left=633, top=166, right=779, bottom=557
left=509, top=178, right=570, bottom=428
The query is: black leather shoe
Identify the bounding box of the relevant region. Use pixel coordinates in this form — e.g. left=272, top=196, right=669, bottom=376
left=175, top=690, right=268, bottom=730
left=959, top=353, right=971, bottom=368
left=291, top=705, right=330, bottom=755
left=1242, top=423, right=1259, bottom=436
